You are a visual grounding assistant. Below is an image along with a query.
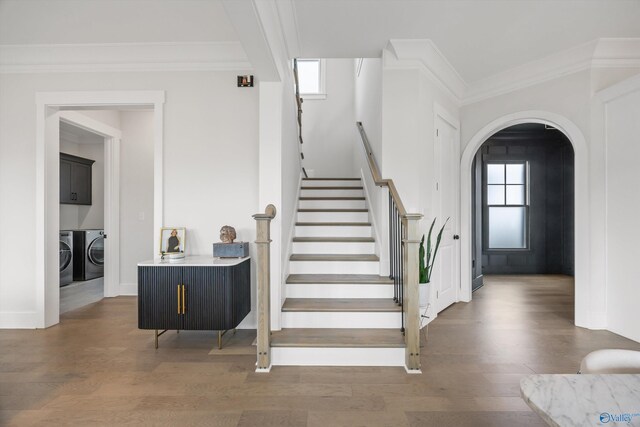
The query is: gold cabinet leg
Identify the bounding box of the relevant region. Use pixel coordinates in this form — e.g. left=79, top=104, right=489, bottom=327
left=154, top=329, right=167, bottom=349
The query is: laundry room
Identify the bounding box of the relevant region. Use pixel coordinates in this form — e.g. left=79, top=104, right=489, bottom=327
left=59, top=120, right=106, bottom=313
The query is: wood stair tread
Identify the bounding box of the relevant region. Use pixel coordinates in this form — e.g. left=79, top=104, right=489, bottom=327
left=287, top=274, right=393, bottom=284
left=292, top=237, right=374, bottom=242
left=301, top=186, right=364, bottom=190
left=271, top=328, right=404, bottom=348
left=302, top=178, right=361, bottom=181
left=298, top=209, right=368, bottom=212
left=290, top=254, right=379, bottom=262
left=299, top=197, right=365, bottom=200
left=295, top=222, right=371, bottom=226
left=282, top=298, right=401, bottom=312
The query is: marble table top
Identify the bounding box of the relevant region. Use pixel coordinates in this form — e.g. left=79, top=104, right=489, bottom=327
left=521, top=374, right=640, bottom=427
left=138, top=255, right=250, bottom=267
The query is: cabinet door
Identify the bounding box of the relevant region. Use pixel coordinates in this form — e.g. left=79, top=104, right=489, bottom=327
left=60, top=160, right=73, bottom=204
left=138, top=266, right=183, bottom=330
left=71, top=163, right=92, bottom=205
left=182, top=267, right=232, bottom=330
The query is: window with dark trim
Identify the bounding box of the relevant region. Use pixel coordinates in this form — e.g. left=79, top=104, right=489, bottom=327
left=485, top=161, right=529, bottom=249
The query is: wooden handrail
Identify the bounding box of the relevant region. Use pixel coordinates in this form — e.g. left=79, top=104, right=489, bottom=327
left=293, top=59, right=307, bottom=178
left=356, top=121, right=407, bottom=217
left=357, top=121, right=422, bottom=372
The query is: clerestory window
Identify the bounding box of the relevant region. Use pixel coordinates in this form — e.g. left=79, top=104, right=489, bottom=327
left=296, top=59, right=326, bottom=99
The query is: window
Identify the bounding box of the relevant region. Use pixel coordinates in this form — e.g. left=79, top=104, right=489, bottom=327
left=486, top=162, right=529, bottom=249
left=296, top=59, right=326, bottom=99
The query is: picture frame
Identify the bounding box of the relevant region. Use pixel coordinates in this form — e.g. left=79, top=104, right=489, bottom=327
left=159, top=227, right=186, bottom=255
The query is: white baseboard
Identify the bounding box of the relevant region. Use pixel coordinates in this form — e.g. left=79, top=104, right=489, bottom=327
left=271, top=347, right=405, bottom=367
left=0, top=311, right=38, bottom=329
left=281, top=311, right=401, bottom=329
left=119, top=282, right=138, bottom=296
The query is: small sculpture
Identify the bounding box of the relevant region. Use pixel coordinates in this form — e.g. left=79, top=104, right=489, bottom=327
left=219, top=226, right=236, bottom=243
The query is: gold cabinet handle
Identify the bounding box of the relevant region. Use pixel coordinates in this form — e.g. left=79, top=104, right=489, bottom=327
left=177, top=284, right=181, bottom=314
left=182, top=285, right=186, bottom=314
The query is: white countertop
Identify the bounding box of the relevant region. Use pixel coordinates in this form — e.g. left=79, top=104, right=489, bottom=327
left=520, top=374, right=640, bottom=427
left=138, top=255, right=250, bottom=267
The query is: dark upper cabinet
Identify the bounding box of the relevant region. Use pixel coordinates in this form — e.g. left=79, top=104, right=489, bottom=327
left=60, top=153, right=94, bottom=205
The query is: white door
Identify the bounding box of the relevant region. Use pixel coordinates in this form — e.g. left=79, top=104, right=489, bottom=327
left=434, top=113, right=459, bottom=313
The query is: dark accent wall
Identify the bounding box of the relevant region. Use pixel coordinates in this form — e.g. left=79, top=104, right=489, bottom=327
left=472, top=124, right=574, bottom=275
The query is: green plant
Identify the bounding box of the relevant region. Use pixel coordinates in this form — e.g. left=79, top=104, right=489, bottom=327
left=419, top=217, right=450, bottom=283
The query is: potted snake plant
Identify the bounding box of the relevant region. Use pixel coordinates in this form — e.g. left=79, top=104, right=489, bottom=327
left=419, top=217, right=449, bottom=311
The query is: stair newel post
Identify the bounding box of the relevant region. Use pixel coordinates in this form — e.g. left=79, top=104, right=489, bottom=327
left=253, top=204, right=277, bottom=373
left=402, top=213, right=423, bottom=372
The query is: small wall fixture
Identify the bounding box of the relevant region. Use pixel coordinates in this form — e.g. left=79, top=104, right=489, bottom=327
left=237, top=75, right=254, bottom=87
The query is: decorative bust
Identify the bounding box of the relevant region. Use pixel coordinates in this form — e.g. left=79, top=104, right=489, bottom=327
left=219, top=226, right=236, bottom=243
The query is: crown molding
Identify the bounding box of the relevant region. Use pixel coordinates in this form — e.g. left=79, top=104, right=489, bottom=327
left=463, top=38, right=640, bottom=105
left=384, top=38, right=640, bottom=107
left=0, top=41, right=252, bottom=74
left=275, top=0, right=302, bottom=59
left=387, top=39, right=467, bottom=105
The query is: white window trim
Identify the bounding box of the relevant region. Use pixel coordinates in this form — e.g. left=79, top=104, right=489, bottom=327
left=299, top=59, right=327, bottom=100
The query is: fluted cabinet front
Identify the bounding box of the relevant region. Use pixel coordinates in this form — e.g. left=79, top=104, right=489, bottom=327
left=138, top=266, right=183, bottom=330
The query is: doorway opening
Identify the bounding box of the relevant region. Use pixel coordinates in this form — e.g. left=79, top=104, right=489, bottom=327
left=59, top=120, right=108, bottom=314
left=471, top=123, right=574, bottom=290
left=36, top=91, right=164, bottom=328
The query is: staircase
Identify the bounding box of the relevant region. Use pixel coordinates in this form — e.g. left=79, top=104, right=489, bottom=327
left=269, top=177, right=406, bottom=367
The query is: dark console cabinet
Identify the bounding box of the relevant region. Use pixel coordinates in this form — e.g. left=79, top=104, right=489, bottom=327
left=138, top=257, right=250, bottom=348
left=60, top=152, right=94, bottom=205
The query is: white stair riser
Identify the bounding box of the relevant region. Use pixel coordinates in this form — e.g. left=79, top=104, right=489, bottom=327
left=281, top=311, right=401, bottom=328
left=292, top=241, right=375, bottom=254
left=302, top=180, right=362, bottom=188
left=301, top=189, right=364, bottom=198
left=297, top=211, right=369, bottom=222
left=286, top=284, right=394, bottom=299
left=295, top=225, right=371, bottom=238
left=271, top=347, right=404, bottom=367
left=289, top=260, right=379, bottom=274
left=299, top=199, right=366, bottom=209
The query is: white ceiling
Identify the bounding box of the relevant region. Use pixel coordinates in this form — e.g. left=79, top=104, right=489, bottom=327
left=291, top=0, right=640, bottom=82
left=2, top=0, right=639, bottom=83
left=0, top=0, right=239, bottom=45
left=60, top=121, right=104, bottom=145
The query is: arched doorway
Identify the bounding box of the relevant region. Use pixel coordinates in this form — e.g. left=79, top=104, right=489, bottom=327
left=460, top=111, right=592, bottom=329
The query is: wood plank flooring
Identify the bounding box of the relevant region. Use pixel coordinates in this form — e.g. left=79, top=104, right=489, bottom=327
left=2, top=275, right=639, bottom=426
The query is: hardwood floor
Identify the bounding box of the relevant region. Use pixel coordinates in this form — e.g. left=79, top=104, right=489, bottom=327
left=2, top=275, right=639, bottom=426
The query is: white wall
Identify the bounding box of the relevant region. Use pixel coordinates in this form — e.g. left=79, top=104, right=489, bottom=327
left=301, top=58, right=357, bottom=177
left=119, top=111, right=154, bottom=288
left=355, top=58, right=382, bottom=161
left=380, top=49, right=460, bottom=319
left=604, top=85, right=640, bottom=342
left=353, top=58, right=385, bottom=265
left=0, top=71, right=259, bottom=328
